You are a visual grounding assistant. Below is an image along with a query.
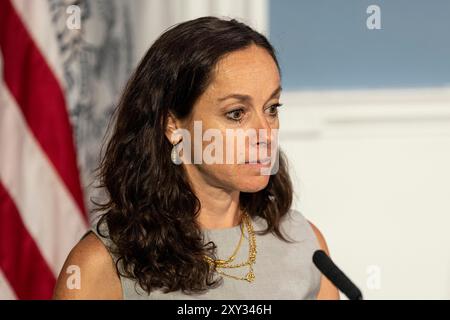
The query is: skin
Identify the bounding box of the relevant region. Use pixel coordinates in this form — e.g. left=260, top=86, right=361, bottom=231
left=166, top=44, right=281, bottom=230
left=53, top=44, right=339, bottom=300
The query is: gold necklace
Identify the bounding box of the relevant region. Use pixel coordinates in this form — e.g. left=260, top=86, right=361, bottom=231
left=208, top=222, right=245, bottom=266
left=204, top=212, right=257, bottom=283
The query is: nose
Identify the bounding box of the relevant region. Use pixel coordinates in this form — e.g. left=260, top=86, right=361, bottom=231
left=246, top=111, right=277, bottom=155
left=252, top=111, right=273, bottom=146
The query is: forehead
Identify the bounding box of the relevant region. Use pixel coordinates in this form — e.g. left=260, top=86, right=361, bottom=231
left=206, top=45, right=280, bottom=98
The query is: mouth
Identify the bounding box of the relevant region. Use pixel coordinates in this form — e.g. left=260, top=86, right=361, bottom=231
left=244, top=158, right=272, bottom=165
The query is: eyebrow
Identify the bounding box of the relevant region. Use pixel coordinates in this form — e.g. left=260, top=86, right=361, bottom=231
left=217, top=85, right=282, bottom=105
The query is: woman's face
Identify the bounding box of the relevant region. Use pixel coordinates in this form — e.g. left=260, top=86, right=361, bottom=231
left=175, top=44, right=282, bottom=193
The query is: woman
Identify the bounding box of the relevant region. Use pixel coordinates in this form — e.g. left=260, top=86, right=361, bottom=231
left=53, top=16, right=339, bottom=300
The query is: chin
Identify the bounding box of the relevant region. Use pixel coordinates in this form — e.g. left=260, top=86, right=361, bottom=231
left=237, top=175, right=270, bottom=193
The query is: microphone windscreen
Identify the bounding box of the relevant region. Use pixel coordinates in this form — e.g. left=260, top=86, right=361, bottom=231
left=313, top=250, right=363, bottom=300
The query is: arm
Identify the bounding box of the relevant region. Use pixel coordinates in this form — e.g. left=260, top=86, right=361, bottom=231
left=52, top=232, right=122, bottom=299
left=308, top=220, right=340, bottom=300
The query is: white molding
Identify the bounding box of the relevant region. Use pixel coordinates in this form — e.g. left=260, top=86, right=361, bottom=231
left=279, top=87, right=450, bottom=140
left=281, top=87, right=450, bottom=106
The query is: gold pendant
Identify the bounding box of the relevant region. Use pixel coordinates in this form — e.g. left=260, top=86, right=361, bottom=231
left=245, top=270, right=255, bottom=282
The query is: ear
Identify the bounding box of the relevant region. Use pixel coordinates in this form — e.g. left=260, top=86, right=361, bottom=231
left=165, top=112, right=181, bottom=144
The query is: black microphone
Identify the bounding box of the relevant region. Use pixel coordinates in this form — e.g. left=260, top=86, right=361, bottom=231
left=312, top=250, right=363, bottom=300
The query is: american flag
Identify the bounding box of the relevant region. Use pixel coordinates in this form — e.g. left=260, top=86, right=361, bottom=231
left=0, top=0, right=134, bottom=299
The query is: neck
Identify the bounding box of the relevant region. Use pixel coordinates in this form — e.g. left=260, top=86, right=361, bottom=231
left=197, top=189, right=243, bottom=230
left=184, top=166, right=242, bottom=230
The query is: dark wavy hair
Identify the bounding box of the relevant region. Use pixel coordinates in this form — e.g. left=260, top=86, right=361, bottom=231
left=93, top=16, right=295, bottom=296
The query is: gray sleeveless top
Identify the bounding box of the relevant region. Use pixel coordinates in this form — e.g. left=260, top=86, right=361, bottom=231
left=88, top=209, right=322, bottom=299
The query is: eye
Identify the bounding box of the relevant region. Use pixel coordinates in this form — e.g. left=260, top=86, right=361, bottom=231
left=226, top=108, right=245, bottom=122
left=266, top=103, right=283, bottom=117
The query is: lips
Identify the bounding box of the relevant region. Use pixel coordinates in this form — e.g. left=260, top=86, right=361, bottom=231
left=244, top=157, right=271, bottom=164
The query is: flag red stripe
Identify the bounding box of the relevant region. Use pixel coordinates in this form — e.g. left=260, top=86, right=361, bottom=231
left=0, top=0, right=87, bottom=221
left=0, top=182, right=56, bottom=299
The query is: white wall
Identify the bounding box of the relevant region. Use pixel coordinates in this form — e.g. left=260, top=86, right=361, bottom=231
left=131, top=0, right=268, bottom=65
left=279, top=87, right=450, bottom=299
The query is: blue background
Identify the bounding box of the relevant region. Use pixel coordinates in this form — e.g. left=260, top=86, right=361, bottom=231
left=269, top=0, right=450, bottom=90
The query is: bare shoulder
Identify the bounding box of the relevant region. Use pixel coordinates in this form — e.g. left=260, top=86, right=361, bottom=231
left=307, top=219, right=340, bottom=300
left=53, top=232, right=122, bottom=300
left=307, top=220, right=330, bottom=254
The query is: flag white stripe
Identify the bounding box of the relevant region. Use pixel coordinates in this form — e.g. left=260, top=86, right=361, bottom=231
left=0, top=269, right=17, bottom=300
left=0, top=69, right=87, bottom=277
left=11, top=0, right=66, bottom=90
